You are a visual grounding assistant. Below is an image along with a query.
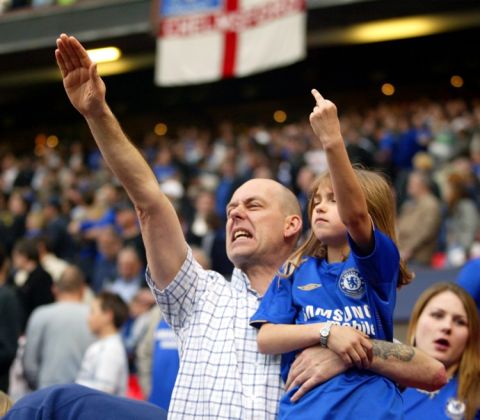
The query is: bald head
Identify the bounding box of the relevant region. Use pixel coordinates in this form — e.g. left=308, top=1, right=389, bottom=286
left=239, top=179, right=301, bottom=218
left=55, top=265, right=86, bottom=296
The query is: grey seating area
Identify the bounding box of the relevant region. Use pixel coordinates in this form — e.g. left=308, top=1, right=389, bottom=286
left=394, top=266, right=461, bottom=323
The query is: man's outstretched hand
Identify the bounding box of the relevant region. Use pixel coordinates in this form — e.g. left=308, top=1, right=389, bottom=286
left=55, top=33, right=107, bottom=118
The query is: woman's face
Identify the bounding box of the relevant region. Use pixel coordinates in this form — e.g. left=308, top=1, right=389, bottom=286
left=415, top=291, right=469, bottom=373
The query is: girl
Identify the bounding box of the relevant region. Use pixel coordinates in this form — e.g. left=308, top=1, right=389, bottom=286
left=251, top=90, right=413, bottom=419
left=403, top=283, right=480, bottom=420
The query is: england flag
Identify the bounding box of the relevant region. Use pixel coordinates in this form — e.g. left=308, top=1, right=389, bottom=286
left=154, top=0, right=306, bottom=86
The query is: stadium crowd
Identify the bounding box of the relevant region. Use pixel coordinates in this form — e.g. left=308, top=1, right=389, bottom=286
left=2, top=96, right=480, bottom=271
left=1, top=68, right=480, bottom=416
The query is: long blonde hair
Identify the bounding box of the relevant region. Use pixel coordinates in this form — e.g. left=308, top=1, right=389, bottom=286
left=406, top=283, right=480, bottom=420
left=284, top=168, right=413, bottom=286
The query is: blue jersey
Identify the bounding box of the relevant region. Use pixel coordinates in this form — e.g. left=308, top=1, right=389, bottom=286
left=149, top=319, right=179, bottom=411
left=251, top=227, right=402, bottom=419
left=403, top=376, right=480, bottom=420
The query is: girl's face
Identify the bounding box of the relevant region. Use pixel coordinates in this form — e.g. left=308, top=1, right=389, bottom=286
left=310, top=184, right=347, bottom=248
left=414, top=291, right=469, bottom=374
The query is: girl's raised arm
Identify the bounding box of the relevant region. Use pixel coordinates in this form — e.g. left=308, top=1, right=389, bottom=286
left=309, top=89, right=372, bottom=253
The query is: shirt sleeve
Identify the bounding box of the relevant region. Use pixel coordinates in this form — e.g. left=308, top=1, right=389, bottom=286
left=250, top=275, right=297, bottom=328
left=145, top=246, right=217, bottom=333
left=22, top=309, right=43, bottom=389
left=348, top=226, right=399, bottom=298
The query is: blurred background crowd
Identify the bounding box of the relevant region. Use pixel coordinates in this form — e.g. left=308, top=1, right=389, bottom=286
left=1, top=0, right=480, bottom=414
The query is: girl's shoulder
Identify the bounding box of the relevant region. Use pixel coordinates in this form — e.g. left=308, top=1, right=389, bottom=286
left=282, top=256, right=324, bottom=279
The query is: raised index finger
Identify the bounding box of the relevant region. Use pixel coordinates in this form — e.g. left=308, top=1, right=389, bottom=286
left=311, top=89, right=324, bottom=105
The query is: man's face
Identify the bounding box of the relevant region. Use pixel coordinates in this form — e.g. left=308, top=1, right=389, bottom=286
left=225, top=180, right=288, bottom=270
left=117, top=250, right=141, bottom=280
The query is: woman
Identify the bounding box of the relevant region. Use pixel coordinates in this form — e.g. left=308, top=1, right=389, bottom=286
left=404, top=283, right=480, bottom=420
left=443, top=172, right=479, bottom=266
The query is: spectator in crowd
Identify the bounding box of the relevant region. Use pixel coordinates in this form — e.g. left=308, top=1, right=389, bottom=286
left=41, top=196, right=75, bottom=260
left=114, top=202, right=146, bottom=266
left=56, top=33, right=446, bottom=418
left=344, top=121, right=376, bottom=169
left=1, top=153, right=19, bottom=195
left=456, top=258, right=480, bottom=310
left=75, top=183, right=122, bottom=240
left=135, top=304, right=178, bottom=411
left=90, top=227, right=121, bottom=293
left=214, top=157, right=237, bottom=220
left=12, top=238, right=54, bottom=331
left=135, top=305, right=162, bottom=400
left=22, top=265, right=94, bottom=390
left=122, top=288, right=155, bottom=373
left=185, top=188, right=216, bottom=246
left=0, top=191, right=28, bottom=255
left=146, top=317, right=179, bottom=411
left=397, top=170, right=442, bottom=265
left=252, top=90, right=412, bottom=418
left=378, top=115, right=425, bottom=181
left=0, top=245, right=21, bottom=393
left=106, top=246, right=145, bottom=304
left=403, top=283, right=480, bottom=420
left=443, top=172, right=479, bottom=266
left=35, top=235, right=68, bottom=282
left=76, top=291, right=129, bottom=396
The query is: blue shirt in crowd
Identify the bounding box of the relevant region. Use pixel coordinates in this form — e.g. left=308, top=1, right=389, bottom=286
left=403, top=376, right=480, bottom=420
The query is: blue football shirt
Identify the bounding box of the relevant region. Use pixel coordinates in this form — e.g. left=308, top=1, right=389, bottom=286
left=251, top=228, right=403, bottom=419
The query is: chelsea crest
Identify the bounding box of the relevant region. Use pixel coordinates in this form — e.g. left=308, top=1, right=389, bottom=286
left=338, top=268, right=366, bottom=299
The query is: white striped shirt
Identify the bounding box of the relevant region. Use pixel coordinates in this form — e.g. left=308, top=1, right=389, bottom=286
left=146, top=247, right=283, bottom=419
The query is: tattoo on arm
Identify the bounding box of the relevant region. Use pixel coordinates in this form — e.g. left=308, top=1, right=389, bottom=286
left=371, top=340, right=415, bottom=362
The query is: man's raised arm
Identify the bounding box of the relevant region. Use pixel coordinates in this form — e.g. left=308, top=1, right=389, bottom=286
left=55, top=34, right=186, bottom=289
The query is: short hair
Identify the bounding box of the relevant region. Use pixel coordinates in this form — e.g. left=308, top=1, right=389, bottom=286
left=13, top=238, right=39, bottom=263
left=56, top=265, right=86, bottom=294
left=96, top=291, right=129, bottom=329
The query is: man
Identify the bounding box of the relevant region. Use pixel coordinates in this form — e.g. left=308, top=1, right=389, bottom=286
left=12, top=238, right=54, bottom=331
left=55, top=34, right=445, bottom=418
left=397, top=170, right=442, bottom=265
left=106, top=246, right=145, bottom=304
left=23, top=265, right=94, bottom=390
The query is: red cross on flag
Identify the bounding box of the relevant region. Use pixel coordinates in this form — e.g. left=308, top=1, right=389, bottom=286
left=154, top=0, right=306, bottom=86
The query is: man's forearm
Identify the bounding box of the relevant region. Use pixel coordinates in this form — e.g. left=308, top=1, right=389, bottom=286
left=85, top=109, right=160, bottom=208
left=369, top=340, right=447, bottom=391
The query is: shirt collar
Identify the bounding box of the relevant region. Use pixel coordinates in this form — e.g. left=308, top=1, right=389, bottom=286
left=231, top=268, right=261, bottom=299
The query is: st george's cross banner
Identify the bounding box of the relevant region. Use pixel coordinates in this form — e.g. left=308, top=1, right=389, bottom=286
left=153, top=0, right=306, bottom=86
